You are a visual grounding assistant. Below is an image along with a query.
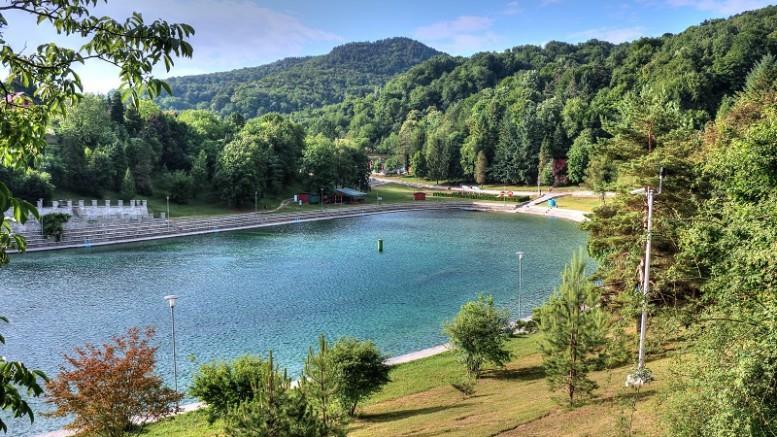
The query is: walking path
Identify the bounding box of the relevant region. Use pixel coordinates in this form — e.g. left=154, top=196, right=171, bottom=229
left=14, top=201, right=474, bottom=254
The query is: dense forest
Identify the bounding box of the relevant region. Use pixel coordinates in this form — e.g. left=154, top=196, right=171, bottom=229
left=157, top=37, right=441, bottom=117
left=293, top=6, right=776, bottom=190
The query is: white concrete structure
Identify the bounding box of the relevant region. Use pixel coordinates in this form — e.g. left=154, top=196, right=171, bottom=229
left=8, top=199, right=154, bottom=232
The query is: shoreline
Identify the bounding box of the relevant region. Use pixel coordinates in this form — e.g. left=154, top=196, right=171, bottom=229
left=31, top=205, right=584, bottom=437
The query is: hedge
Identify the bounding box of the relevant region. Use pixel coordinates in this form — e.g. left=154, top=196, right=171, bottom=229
left=432, top=191, right=530, bottom=202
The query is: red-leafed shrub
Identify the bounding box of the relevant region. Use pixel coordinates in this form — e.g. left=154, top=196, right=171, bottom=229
left=46, top=327, right=181, bottom=436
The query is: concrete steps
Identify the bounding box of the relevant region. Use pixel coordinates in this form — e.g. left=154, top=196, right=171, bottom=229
left=14, top=201, right=474, bottom=252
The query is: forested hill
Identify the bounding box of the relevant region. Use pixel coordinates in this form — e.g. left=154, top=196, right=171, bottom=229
left=156, top=37, right=442, bottom=117
left=293, top=5, right=777, bottom=186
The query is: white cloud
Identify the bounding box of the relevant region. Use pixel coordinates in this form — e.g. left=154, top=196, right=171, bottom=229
left=504, top=1, right=522, bottom=15
left=414, top=16, right=502, bottom=54
left=570, top=26, right=646, bottom=43
left=415, top=16, right=494, bottom=40
left=3, top=0, right=343, bottom=92
left=665, top=0, right=774, bottom=14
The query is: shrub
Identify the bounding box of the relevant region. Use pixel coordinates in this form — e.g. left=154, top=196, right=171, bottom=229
left=45, top=327, right=181, bottom=436
left=432, top=191, right=530, bottom=202
left=300, top=335, right=346, bottom=435
left=41, top=213, right=70, bottom=242
left=190, top=355, right=268, bottom=422
left=225, top=351, right=327, bottom=437
left=444, top=294, right=511, bottom=379
left=158, top=170, right=194, bottom=204
left=329, top=338, right=390, bottom=416
left=0, top=167, right=54, bottom=202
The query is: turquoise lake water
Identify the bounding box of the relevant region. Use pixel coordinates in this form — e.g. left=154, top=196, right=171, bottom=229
left=0, top=209, right=586, bottom=434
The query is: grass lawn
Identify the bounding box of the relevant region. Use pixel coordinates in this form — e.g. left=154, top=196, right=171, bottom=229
left=543, top=196, right=604, bottom=212
left=53, top=183, right=446, bottom=218
left=145, top=334, right=670, bottom=437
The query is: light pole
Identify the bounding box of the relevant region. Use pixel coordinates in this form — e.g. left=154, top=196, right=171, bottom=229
left=166, top=195, right=170, bottom=231
left=320, top=187, right=324, bottom=211
left=254, top=190, right=258, bottom=213
left=163, top=294, right=179, bottom=404
left=627, top=168, right=664, bottom=387
left=516, top=251, right=524, bottom=318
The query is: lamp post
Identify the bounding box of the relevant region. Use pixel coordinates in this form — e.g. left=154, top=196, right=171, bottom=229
left=627, top=168, right=664, bottom=388
left=166, top=195, right=170, bottom=231
left=320, top=187, right=324, bottom=211
left=163, top=294, right=179, bottom=404
left=516, top=251, right=524, bottom=318
left=254, top=191, right=258, bottom=213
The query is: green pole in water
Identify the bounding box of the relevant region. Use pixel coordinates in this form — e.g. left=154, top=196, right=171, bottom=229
left=378, top=239, right=384, bottom=252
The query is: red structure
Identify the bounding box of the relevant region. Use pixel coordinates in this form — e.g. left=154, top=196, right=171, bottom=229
left=413, top=192, right=427, bottom=201
left=297, top=192, right=310, bottom=204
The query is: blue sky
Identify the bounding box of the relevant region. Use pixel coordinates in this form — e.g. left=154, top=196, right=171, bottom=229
left=3, top=0, right=774, bottom=92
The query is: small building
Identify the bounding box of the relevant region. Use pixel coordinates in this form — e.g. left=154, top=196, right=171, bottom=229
left=413, top=192, right=427, bottom=201
left=334, top=187, right=368, bottom=204
left=297, top=192, right=310, bottom=204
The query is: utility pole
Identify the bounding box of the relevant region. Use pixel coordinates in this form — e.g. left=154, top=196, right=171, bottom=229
left=627, top=168, right=663, bottom=387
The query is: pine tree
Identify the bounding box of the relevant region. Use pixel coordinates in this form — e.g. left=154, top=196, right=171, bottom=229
left=537, top=249, right=612, bottom=406
left=109, top=91, right=125, bottom=125
left=120, top=167, right=136, bottom=199
left=410, top=150, right=427, bottom=177
left=300, top=335, right=345, bottom=436
left=475, top=150, right=488, bottom=185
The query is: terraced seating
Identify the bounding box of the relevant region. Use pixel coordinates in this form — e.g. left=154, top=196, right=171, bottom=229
left=13, top=201, right=477, bottom=252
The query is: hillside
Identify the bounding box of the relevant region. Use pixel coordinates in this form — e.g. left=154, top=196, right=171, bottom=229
left=157, top=37, right=442, bottom=116
left=294, top=5, right=777, bottom=185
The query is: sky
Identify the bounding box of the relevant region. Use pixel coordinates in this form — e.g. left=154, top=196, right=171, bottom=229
left=2, top=0, right=774, bottom=92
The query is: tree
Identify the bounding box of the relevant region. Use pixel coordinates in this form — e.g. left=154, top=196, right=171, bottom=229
left=329, top=338, right=391, bottom=416
left=109, top=91, right=125, bottom=126
left=46, top=327, right=182, bottom=436
left=444, top=295, right=511, bottom=379
left=536, top=249, right=611, bottom=406
left=0, top=2, right=192, bottom=431
left=410, top=150, right=427, bottom=178
left=215, top=136, right=269, bottom=207
left=191, top=355, right=271, bottom=423
left=0, top=317, right=47, bottom=433
left=300, top=335, right=346, bottom=436
left=191, top=149, right=209, bottom=191
left=120, top=167, right=136, bottom=199
left=300, top=135, right=337, bottom=193
left=425, top=129, right=450, bottom=184
left=566, top=130, right=594, bottom=185
left=225, top=359, right=325, bottom=437
left=475, top=150, right=488, bottom=185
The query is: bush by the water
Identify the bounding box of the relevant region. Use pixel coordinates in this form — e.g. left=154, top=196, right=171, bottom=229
left=41, top=213, right=70, bottom=242
left=190, top=355, right=270, bottom=422
left=444, top=294, right=511, bottom=379
left=432, top=191, right=530, bottom=202
left=45, top=327, right=181, bottom=436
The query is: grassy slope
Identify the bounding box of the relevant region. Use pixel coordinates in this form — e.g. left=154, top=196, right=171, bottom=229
left=542, top=196, right=603, bottom=213
left=53, top=183, right=439, bottom=218
left=144, top=336, right=669, bottom=437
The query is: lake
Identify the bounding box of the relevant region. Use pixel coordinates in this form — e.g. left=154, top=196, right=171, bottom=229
left=0, top=209, right=586, bottom=434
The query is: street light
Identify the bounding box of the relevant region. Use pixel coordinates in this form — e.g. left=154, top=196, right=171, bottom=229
left=166, top=195, right=170, bottom=231
left=516, top=251, right=525, bottom=318
left=163, top=294, right=179, bottom=404
left=254, top=191, right=258, bottom=213
left=320, top=187, right=324, bottom=211
left=627, top=168, right=664, bottom=388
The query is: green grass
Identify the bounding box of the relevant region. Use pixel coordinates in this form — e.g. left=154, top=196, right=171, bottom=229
left=140, top=410, right=222, bottom=437
left=145, top=334, right=670, bottom=437
left=542, top=196, right=603, bottom=212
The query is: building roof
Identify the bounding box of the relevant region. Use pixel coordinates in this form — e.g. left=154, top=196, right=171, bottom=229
left=335, top=187, right=367, bottom=198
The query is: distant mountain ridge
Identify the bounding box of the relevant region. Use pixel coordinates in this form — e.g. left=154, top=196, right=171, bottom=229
left=157, top=37, right=442, bottom=117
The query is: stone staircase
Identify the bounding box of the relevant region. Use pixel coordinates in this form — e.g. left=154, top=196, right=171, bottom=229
left=15, top=201, right=477, bottom=253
